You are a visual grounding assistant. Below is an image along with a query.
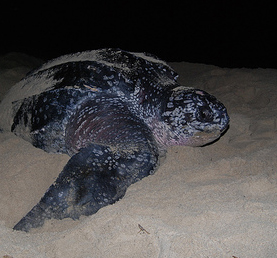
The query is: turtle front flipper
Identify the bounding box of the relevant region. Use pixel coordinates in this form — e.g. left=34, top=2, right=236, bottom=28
left=13, top=139, right=158, bottom=232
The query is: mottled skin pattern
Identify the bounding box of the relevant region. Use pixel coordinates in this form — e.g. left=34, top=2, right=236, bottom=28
left=10, top=49, right=229, bottom=232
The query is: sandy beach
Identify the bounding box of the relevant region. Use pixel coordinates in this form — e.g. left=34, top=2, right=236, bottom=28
left=0, top=53, right=276, bottom=257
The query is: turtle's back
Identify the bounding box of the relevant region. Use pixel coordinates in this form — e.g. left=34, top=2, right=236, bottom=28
left=28, top=48, right=178, bottom=93
left=0, top=48, right=178, bottom=131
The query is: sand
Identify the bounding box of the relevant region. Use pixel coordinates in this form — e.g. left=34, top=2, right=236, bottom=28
left=0, top=53, right=276, bottom=258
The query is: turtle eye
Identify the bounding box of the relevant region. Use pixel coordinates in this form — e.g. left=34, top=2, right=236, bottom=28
left=196, top=106, right=213, bottom=122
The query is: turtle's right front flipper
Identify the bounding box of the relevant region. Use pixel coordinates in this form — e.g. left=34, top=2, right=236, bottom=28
left=13, top=140, right=158, bottom=232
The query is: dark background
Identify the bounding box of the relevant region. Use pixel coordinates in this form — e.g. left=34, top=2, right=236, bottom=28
left=1, top=1, right=277, bottom=68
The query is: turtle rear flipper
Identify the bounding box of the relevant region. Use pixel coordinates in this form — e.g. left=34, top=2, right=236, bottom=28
left=13, top=140, right=158, bottom=232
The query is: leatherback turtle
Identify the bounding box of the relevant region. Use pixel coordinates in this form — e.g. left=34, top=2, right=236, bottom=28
left=0, top=48, right=229, bottom=232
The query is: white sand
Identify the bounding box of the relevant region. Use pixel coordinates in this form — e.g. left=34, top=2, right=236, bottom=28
left=0, top=53, right=276, bottom=257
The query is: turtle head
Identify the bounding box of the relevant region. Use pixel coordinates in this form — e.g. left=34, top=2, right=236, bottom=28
left=158, top=86, right=229, bottom=147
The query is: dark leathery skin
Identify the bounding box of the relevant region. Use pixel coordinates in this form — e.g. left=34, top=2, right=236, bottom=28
left=11, top=48, right=229, bottom=232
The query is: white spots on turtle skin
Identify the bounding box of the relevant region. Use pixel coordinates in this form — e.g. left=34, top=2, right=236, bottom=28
left=195, top=90, right=205, bottom=96
left=103, top=74, right=115, bottom=80
left=172, top=85, right=194, bottom=92
left=12, top=48, right=229, bottom=152
left=11, top=49, right=229, bottom=232
left=157, top=89, right=229, bottom=147
left=58, top=192, right=64, bottom=198
left=167, top=102, right=174, bottom=108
